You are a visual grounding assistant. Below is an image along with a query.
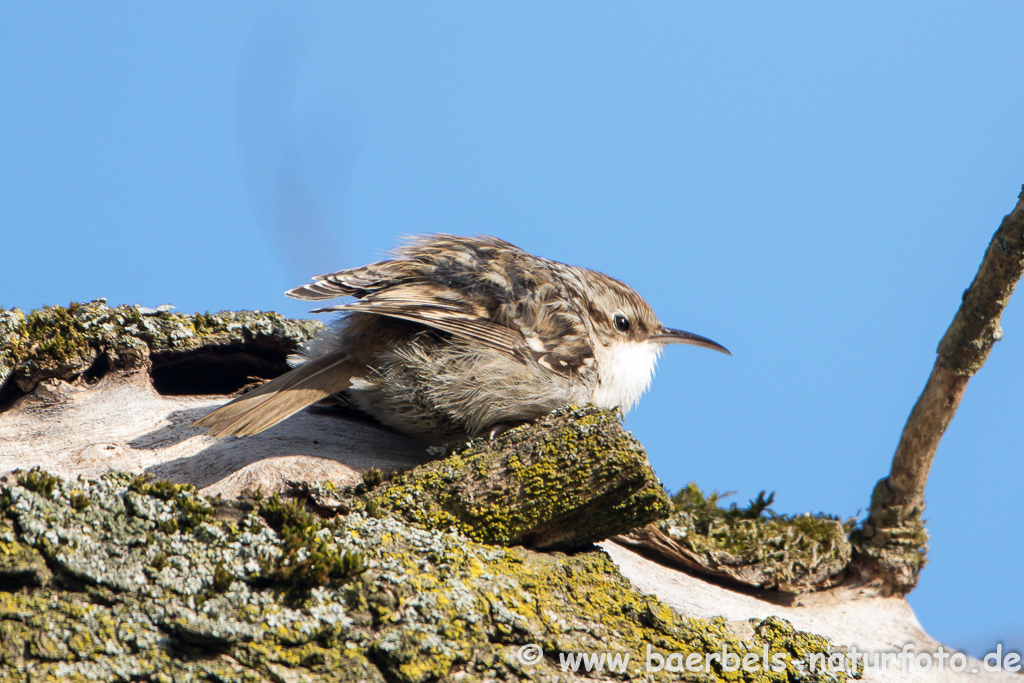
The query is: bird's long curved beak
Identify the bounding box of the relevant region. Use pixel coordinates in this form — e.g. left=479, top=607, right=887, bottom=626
left=650, top=328, right=731, bottom=355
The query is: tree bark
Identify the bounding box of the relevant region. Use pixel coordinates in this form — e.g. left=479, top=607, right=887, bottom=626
left=364, top=405, right=673, bottom=550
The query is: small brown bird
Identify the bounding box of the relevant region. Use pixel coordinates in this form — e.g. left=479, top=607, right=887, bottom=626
left=195, top=235, right=729, bottom=442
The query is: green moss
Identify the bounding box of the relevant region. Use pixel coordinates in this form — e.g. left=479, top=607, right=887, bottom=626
left=16, top=468, right=60, bottom=499
left=18, top=304, right=90, bottom=365
left=150, top=552, right=168, bottom=571
left=128, top=475, right=194, bottom=500
left=191, top=310, right=224, bottom=335
left=212, top=563, right=233, bottom=592
left=361, top=467, right=384, bottom=491
left=129, top=475, right=214, bottom=531
left=660, top=483, right=854, bottom=591
left=257, top=494, right=366, bottom=591
left=68, top=490, right=90, bottom=511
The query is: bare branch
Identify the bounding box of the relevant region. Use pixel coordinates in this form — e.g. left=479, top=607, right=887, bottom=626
left=854, top=186, right=1024, bottom=593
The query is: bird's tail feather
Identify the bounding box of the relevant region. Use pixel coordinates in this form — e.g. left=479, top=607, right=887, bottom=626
left=193, top=350, right=356, bottom=437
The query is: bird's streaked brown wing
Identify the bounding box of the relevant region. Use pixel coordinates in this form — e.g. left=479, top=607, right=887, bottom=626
left=285, top=259, right=416, bottom=301
left=310, top=284, right=528, bottom=355
left=285, top=235, right=529, bottom=302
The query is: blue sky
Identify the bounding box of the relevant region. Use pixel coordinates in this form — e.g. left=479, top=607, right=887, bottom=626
left=2, top=2, right=1021, bottom=656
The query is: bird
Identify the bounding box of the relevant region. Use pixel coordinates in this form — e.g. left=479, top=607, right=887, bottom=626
left=194, top=234, right=729, bottom=443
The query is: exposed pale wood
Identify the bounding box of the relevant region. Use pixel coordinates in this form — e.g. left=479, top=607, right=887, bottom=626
left=0, top=372, right=428, bottom=497
left=602, top=542, right=1019, bottom=683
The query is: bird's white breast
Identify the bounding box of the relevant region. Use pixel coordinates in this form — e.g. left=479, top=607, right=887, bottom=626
left=589, top=340, right=662, bottom=412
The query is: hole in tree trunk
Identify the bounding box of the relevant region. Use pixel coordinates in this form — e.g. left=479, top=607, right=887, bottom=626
left=150, top=345, right=290, bottom=396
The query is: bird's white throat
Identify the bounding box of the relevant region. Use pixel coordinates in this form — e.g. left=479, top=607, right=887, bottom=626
left=590, top=340, right=663, bottom=412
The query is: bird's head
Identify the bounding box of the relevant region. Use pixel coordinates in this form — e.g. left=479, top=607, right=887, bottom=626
left=583, top=270, right=730, bottom=412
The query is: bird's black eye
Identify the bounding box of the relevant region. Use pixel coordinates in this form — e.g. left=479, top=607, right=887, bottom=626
left=613, top=313, right=630, bottom=333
